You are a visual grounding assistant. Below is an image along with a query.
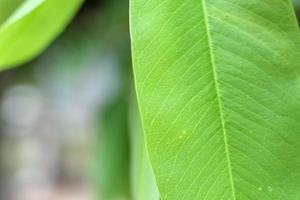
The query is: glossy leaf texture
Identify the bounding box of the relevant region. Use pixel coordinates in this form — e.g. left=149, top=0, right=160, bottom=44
left=130, top=0, right=300, bottom=200
left=0, top=0, right=83, bottom=70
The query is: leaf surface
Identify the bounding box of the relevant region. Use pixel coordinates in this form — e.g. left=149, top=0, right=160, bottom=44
left=130, top=93, right=160, bottom=200
left=0, top=0, right=24, bottom=25
left=0, top=0, right=83, bottom=70
left=130, top=0, right=300, bottom=199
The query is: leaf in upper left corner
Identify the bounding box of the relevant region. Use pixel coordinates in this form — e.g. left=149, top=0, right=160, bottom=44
left=0, top=0, right=84, bottom=70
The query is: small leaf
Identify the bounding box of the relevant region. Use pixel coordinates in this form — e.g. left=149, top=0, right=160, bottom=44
left=0, top=0, right=24, bottom=24
left=0, top=0, right=83, bottom=70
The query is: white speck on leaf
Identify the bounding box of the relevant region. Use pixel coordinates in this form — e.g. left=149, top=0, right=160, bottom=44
left=267, top=186, right=273, bottom=192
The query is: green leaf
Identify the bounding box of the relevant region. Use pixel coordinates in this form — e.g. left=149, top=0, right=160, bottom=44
left=130, top=0, right=300, bottom=200
left=0, top=0, right=83, bottom=70
left=129, top=92, right=160, bottom=200
left=0, top=0, right=24, bottom=25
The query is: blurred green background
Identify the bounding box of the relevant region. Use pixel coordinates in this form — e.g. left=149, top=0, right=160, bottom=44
left=0, top=0, right=299, bottom=200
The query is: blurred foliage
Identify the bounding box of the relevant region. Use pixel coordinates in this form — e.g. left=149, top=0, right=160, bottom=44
left=294, top=0, right=300, bottom=22
left=293, top=0, right=300, bottom=9
left=0, top=0, right=83, bottom=70
left=0, top=0, right=132, bottom=199
left=96, top=99, right=131, bottom=200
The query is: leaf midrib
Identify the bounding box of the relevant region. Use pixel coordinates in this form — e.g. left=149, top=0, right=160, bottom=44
left=201, top=1, right=237, bottom=199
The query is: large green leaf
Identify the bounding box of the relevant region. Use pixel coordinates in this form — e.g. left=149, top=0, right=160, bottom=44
left=0, top=0, right=83, bottom=70
left=129, top=93, right=160, bottom=200
left=130, top=0, right=300, bottom=199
